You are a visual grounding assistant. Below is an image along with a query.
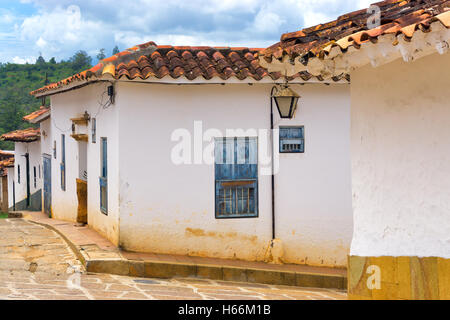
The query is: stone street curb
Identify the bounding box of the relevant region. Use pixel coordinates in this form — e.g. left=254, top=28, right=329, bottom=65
left=86, top=259, right=347, bottom=289
left=27, top=219, right=88, bottom=266
left=27, top=218, right=347, bottom=290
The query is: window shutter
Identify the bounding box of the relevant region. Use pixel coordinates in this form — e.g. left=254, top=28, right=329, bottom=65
left=100, top=138, right=108, bottom=214
left=215, top=137, right=258, bottom=218
left=61, top=134, right=66, bottom=191
left=279, top=127, right=304, bottom=153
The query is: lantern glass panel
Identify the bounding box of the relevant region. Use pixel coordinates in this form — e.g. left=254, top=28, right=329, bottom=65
left=275, top=96, right=294, bottom=118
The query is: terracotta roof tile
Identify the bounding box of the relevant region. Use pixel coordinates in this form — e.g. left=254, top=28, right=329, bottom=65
left=0, top=156, right=14, bottom=177
left=0, top=150, right=14, bottom=159
left=0, top=128, right=40, bottom=142
left=261, top=0, right=450, bottom=64
left=23, top=106, right=50, bottom=123
left=31, top=43, right=348, bottom=96
left=0, top=157, right=14, bottom=168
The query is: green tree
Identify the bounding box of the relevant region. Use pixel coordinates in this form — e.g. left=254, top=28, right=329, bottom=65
left=97, top=48, right=106, bottom=61
left=0, top=50, right=93, bottom=150
left=36, top=55, right=46, bottom=65
left=112, top=45, right=120, bottom=55
left=70, top=50, right=92, bottom=71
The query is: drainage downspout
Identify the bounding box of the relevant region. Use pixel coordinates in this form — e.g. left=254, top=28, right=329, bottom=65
left=270, top=86, right=276, bottom=240
left=13, top=181, right=15, bottom=211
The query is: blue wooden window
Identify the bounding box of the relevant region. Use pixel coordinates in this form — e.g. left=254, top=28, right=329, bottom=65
left=60, top=134, right=66, bottom=191
left=33, top=166, right=37, bottom=188
left=92, top=118, right=96, bottom=144
left=279, top=126, right=305, bottom=153
left=215, top=137, right=258, bottom=219
left=100, top=137, right=108, bottom=214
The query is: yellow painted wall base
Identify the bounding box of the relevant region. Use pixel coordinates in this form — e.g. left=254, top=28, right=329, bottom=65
left=348, top=255, right=450, bottom=300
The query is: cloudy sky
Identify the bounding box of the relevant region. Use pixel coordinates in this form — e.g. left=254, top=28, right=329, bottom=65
left=0, top=0, right=373, bottom=64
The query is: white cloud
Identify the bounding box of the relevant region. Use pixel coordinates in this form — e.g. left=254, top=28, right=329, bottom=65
left=18, top=4, right=107, bottom=58
left=36, top=36, right=46, bottom=48
left=253, top=9, right=286, bottom=33
left=1, top=13, right=14, bottom=23
left=2, top=0, right=378, bottom=63
left=12, top=56, right=36, bottom=64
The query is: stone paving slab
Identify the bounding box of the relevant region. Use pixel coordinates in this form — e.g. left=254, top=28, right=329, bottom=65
left=0, top=218, right=347, bottom=300
left=23, top=211, right=347, bottom=290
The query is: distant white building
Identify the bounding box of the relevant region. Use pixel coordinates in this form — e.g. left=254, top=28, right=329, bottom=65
left=0, top=150, right=14, bottom=212
left=0, top=127, right=42, bottom=211
left=30, top=42, right=353, bottom=267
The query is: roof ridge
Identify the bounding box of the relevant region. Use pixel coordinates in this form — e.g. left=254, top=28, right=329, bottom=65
left=0, top=127, right=41, bottom=143
left=31, top=41, right=348, bottom=96
left=261, top=0, right=449, bottom=63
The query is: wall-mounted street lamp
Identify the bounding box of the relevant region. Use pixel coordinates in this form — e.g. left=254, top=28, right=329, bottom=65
left=272, top=84, right=300, bottom=119
left=270, top=83, right=300, bottom=241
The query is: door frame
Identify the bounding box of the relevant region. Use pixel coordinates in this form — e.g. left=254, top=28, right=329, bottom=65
left=25, top=153, right=30, bottom=207
left=43, top=153, right=52, bottom=217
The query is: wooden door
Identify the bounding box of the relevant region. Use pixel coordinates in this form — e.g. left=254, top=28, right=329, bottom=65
left=43, top=154, right=52, bottom=216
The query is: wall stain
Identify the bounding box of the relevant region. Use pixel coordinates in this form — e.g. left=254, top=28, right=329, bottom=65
left=185, top=227, right=258, bottom=243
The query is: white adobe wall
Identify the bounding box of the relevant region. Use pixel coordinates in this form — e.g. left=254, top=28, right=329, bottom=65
left=13, top=141, right=42, bottom=205
left=350, top=52, right=450, bottom=258
left=277, top=84, right=352, bottom=266
left=40, top=118, right=53, bottom=156
left=7, top=167, right=14, bottom=209
left=117, top=82, right=352, bottom=267
left=50, top=83, right=120, bottom=244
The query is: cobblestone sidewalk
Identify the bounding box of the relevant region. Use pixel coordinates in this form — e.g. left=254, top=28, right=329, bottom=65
left=0, top=219, right=347, bottom=300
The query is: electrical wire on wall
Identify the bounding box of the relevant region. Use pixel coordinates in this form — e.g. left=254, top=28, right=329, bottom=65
left=92, top=82, right=115, bottom=120
left=50, top=81, right=115, bottom=134
left=52, top=117, right=72, bottom=134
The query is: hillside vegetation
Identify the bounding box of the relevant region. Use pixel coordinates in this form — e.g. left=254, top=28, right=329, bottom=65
left=0, top=51, right=93, bottom=150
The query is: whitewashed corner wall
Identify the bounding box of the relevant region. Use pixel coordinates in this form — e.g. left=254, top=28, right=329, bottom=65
left=40, top=118, right=52, bottom=157
left=7, top=167, right=14, bottom=209
left=50, top=83, right=120, bottom=245
left=13, top=141, right=42, bottom=205
left=350, top=52, right=450, bottom=258
left=117, top=82, right=352, bottom=267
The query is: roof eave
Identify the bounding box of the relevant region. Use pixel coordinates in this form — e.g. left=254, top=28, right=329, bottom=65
left=34, top=72, right=349, bottom=99
left=0, top=138, right=40, bottom=143
left=31, top=78, right=102, bottom=98
left=25, top=112, right=51, bottom=124
left=264, top=17, right=450, bottom=79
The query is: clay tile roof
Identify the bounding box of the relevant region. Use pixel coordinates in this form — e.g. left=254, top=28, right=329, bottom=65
left=0, top=128, right=40, bottom=143
left=23, top=106, right=50, bottom=123
left=261, top=0, right=450, bottom=64
left=0, top=157, right=14, bottom=168
left=0, top=156, right=14, bottom=177
left=0, top=150, right=14, bottom=159
left=30, top=42, right=348, bottom=96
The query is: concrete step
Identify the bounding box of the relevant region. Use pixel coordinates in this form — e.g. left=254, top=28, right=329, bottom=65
left=23, top=210, right=347, bottom=290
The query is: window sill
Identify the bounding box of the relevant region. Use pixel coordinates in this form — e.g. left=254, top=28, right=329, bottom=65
left=215, top=213, right=258, bottom=219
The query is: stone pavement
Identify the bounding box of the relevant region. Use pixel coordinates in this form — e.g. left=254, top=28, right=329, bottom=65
left=24, top=211, right=347, bottom=290
left=0, top=218, right=83, bottom=276
left=0, top=218, right=347, bottom=300
left=0, top=270, right=348, bottom=300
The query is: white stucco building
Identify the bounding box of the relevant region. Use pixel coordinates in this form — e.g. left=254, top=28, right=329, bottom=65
left=0, top=127, right=42, bottom=211
left=260, top=0, right=450, bottom=299
left=0, top=150, right=14, bottom=212
left=30, top=43, right=353, bottom=267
